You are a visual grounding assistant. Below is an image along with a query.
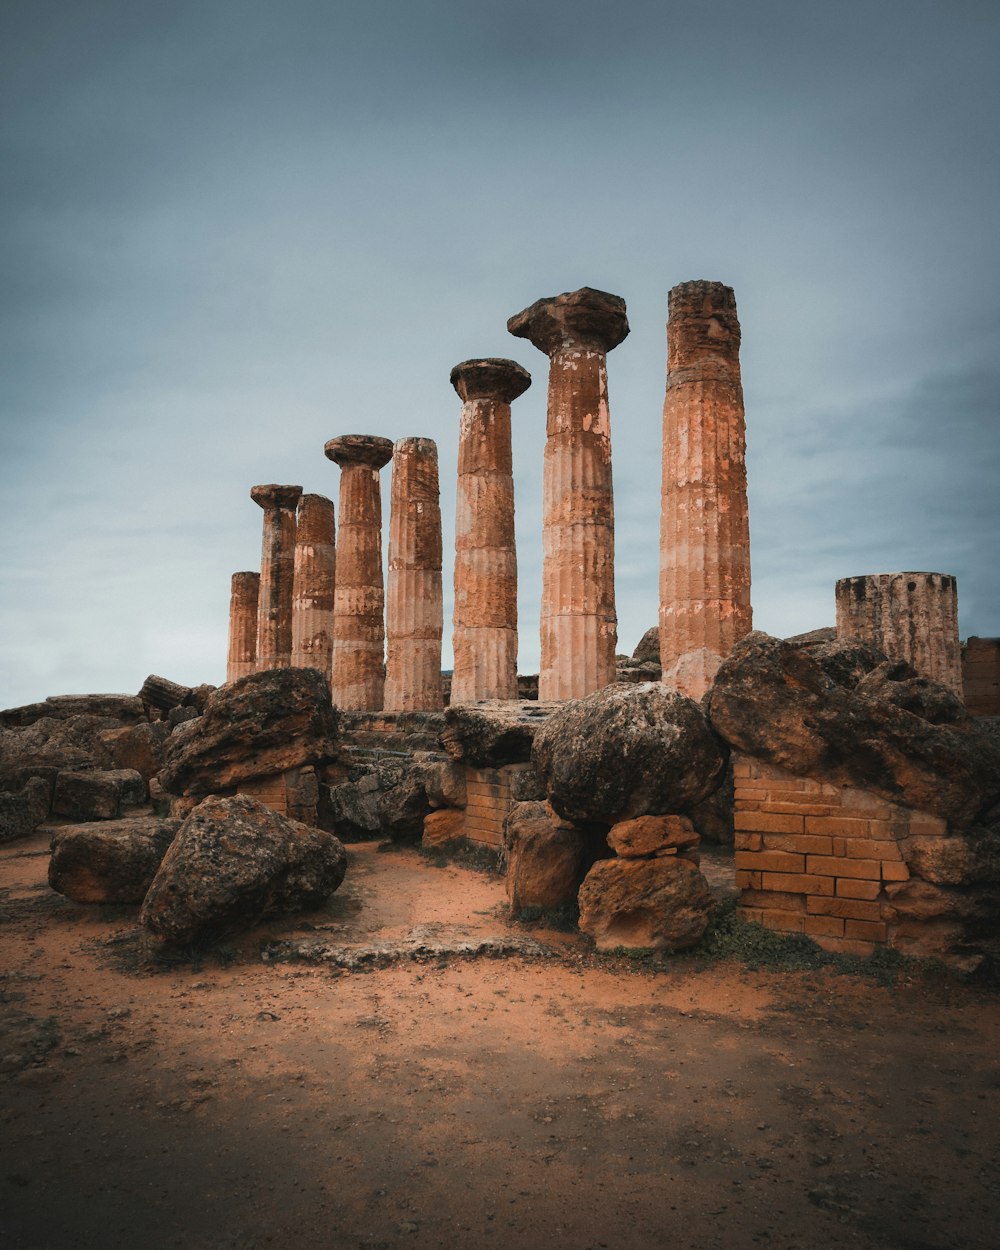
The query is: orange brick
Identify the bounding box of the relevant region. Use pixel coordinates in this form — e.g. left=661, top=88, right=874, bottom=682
left=845, top=837, right=901, bottom=861
left=836, top=878, right=882, bottom=900
left=763, top=833, right=833, bottom=855
left=806, top=855, right=881, bottom=880
left=734, top=811, right=804, bottom=834
left=761, top=872, right=835, bottom=896
left=739, top=906, right=764, bottom=925
left=765, top=801, right=838, bottom=817
left=759, top=909, right=805, bottom=934
left=735, top=869, right=762, bottom=889
left=734, top=832, right=763, bottom=851
left=741, top=890, right=806, bottom=913
left=806, top=816, right=875, bottom=836
left=832, top=837, right=846, bottom=856
left=735, top=780, right=811, bottom=796
left=907, top=815, right=948, bottom=836
left=807, top=896, right=883, bottom=921
left=881, top=860, right=910, bottom=882
left=839, top=788, right=894, bottom=817
left=803, top=914, right=845, bottom=938
left=735, top=850, right=804, bottom=873
left=846, top=919, right=888, bottom=941
left=732, top=758, right=755, bottom=779
left=814, top=935, right=876, bottom=957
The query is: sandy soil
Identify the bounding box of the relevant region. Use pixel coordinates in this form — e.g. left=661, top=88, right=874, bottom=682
left=2, top=829, right=999, bottom=1250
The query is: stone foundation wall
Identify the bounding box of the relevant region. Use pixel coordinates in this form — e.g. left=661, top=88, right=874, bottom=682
left=734, top=755, right=944, bottom=957
left=963, top=637, right=1000, bottom=716
left=461, top=766, right=513, bottom=847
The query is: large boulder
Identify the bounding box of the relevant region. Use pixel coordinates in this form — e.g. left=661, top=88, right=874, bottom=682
left=321, top=759, right=435, bottom=841
left=532, top=682, right=727, bottom=825
left=97, top=722, right=170, bottom=780
left=52, top=769, right=147, bottom=821
left=0, top=694, right=145, bottom=729
left=48, top=817, right=181, bottom=903
left=707, top=633, right=1000, bottom=828
left=0, top=778, right=50, bottom=843
left=440, top=701, right=560, bottom=767
left=577, top=856, right=716, bottom=952
left=157, top=668, right=338, bottom=798
left=140, top=795, right=347, bottom=948
left=0, top=713, right=131, bottom=794
left=504, top=801, right=587, bottom=915
left=607, top=814, right=699, bottom=858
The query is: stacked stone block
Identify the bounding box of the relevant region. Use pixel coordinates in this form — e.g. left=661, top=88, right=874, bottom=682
left=461, top=766, right=516, bottom=847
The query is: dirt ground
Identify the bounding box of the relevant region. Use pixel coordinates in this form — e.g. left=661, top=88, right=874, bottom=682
left=2, top=829, right=999, bottom=1250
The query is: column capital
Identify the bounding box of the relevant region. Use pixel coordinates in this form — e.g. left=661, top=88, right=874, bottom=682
left=667, top=280, right=741, bottom=372
left=324, top=434, right=393, bottom=469
left=450, top=358, right=532, bottom=404
left=507, top=286, right=629, bottom=356
left=250, top=483, right=302, bottom=511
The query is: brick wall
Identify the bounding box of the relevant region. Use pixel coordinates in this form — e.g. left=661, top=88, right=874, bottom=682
left=461, top=766, right=513, bottom=847
left=962, top=637, right=1000, bottom=716
left=733, top=754, right=946, bottom=957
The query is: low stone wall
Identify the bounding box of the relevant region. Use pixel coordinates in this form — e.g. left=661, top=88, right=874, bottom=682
left=963, top=637, right=1000, bottom=716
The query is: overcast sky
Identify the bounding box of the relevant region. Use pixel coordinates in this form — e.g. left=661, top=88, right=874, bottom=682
left=2, top=0, right=998, bottom=707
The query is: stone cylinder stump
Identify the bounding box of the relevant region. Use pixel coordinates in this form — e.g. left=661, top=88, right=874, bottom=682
left=836, top=572, right=962, bottom=696
left=384, top=437, right=444, bottom=711
left=324, top=435, right=394, bottom=711
left=508, top=287, right=628, bottom=701
left=450, top=358, right=531, bottom=704
left=226, top=571, right=260, bottom=683
left=251, top=484, right=303, bottom=671
left=291, top=493, right=336, bottom=685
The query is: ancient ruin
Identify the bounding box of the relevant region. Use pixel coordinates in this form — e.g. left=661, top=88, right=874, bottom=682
left=659, top=281, right=752, bottom=699
left=450, top=358, right=531, bottom=703
left=291, top=492, right=336, bottom=682
left=250, top=483, right=303, bottom=671
left=384, top=437, right=444, bottom=712
left=226, top=571, right=259, bottom=683
left=323, top=435, right=394, bottom=711
left=508, top=287, right=628, bottom=701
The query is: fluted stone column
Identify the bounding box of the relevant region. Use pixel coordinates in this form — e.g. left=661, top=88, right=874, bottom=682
left=836, top=572, right=962, bottom=696
left=324, top=435, right=394, bottom=710
left=508, top=287, right=628, bottom=701
left=291, top=493, right=336, bottom=684
left=450, top=358, right=531, bottom=703
left=384, top=437, right=444, bottom=711
left=659, top=280, right=752, bottom=700
left=251, top=484, right=303, bottom=671
left=226, top=571, right=260, bottom=683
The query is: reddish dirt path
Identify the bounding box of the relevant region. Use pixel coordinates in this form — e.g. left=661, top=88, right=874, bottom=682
left=2, top=831, right=999, bottom=1250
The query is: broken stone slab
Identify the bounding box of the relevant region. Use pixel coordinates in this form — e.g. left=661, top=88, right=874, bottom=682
left=0, top=778, right=50, bottom=843
left=322, top=759, right=433, bottom=842
left=157, top=667, right=338, bottom=798
left=261, top=930, right=553, bottom=970
left=902, top=827, right=1000, bottom=886
left=706, top=632, right=1000, bottom=828
left=97, top=722, right=170, bottom=780
left=532, top=682, right=727, bottom=825
left=607, top=815, right=699, bottom=858
left=577, top=856, right=716, bottom=952
left=48, top=816, right=181, bottom=903
left=0, top=694, right=146, bottom=729
left=440, top=700, right=561, bottom=768
left=0, top=713, right=138, bottom=795
left=140, top=794, right=347, bottom=950
left=422, top=808, right=466, bottom=849
left=504, top=801, right=587, bottom=916
left=139, top=674, right=193, bottom=713
left=52, top=769, right=147, bottom=821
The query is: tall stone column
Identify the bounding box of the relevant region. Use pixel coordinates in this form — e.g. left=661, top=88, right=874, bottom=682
left=450, top=358, right=531, bottom=703
left=226, top=571, right=260, bottom=683
left=251, top=484, right=303, bottom=671
left=324, top=435, right=394, bottom=710
left=659, top=280, right=752, bottom=700
left=508, top=287, right=628, bottom=701
left=291, top=493, right=336, bottom=684
left=384, top=437, right=444, bottom=711
left=836, top=572, right=962, bottom=696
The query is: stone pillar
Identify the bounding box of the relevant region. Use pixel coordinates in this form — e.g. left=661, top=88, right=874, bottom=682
left=836, top=572, right=962, bottom=696
left=291, top=493, right=336, bottom=684
left=251, top=484, right=303, bottom=671
left=659, top=280, right=752, bottom=700
left=449, top=358, right=532, bottom=703
left=226, top=572, right=260, bottom=683
left=508, top=287, right=628, bottom=701
left=324, top=435, right=394, bottom=710
left=384, top=437, right=444, bottom=711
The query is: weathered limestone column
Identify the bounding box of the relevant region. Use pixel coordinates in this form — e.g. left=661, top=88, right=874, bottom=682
left=226, top=572, right=260, bottom=683
left=291, top=493, right=336, bottom=684
left=659, top=280, right=752, bottom=700
left=384, top=437, right=444, bottom=711
left=450, top=358, right=532, bottom=703
left=251, top=484, right=303, bottom=671
left=324, top=435, right=394, bottom=710
left=836, top=572, right=963, bottom=696
left=508, top=287, right=628, bottom=701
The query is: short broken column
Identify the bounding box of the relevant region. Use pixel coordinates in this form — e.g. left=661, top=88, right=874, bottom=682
left=836, top=572, right=963, bottom=696
left=291, top=493, right=336, bottom=684
left=226, top=572, right=260, bottom=683
left=508, top=287, right=629, bottom=701
left=449, top=358, right=532, bottom=703
left=324, top=435, right=394, bottom=711
left=251, top=484, right=303, bottom=671
left=384, top=437, right=444, bottom=711
left=659, top=280, right=752, bottom=700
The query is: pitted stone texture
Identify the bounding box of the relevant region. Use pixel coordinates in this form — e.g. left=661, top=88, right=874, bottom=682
left=139, top=675, right=191, bottom=712
left=325, top=435, right=394, bottom=711
left=48, top=816, right=181, bottom=904
left=97, top=722, right=169, bottom=780
left=607, top=815, right=699, bottom=858
left=441, top=701, right=560, bottom=769
left=227, top=572, right=260, bottom=683
left=505, top=801, right=587, bottom=915
left=509, top=287, right=628, bottom=701
left=659, top=281, right=752, bottom=700
left=836, top=572, right=962, bottom=698
left=53, top=769, right=147, bottom=821
left=0, top=779, right=50, bottom=842
left=450, top=359, right=531, bottom=703
left=0, top=695, right=145, bottom=729
left=252, top=484, right=302, bottom=672
left=384, top=438, right=443, bottom=712
left=291, top=494, right=336, bottom=684
left=577, top=856, right=715, bottom=952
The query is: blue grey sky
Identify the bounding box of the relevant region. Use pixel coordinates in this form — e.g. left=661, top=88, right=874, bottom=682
left=2, top=0, right=998, bottom=706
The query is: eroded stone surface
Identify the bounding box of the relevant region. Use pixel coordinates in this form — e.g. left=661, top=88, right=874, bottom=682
left=577, top=856, right=715, bottom=951
left=441, top=701, right=559, bottom=769
left=505, top=801, right=586, bottom=915
left=291, top=494, right=336, bottom=685
left=48, top=816, right=181, bottom=903
left=227, top=571, right=260, bottom=683
left=252, top=484, right=303, bottom=672
left=52, top=769, right=146, bottom=821
left=607, top=815, right=699, bottom=858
